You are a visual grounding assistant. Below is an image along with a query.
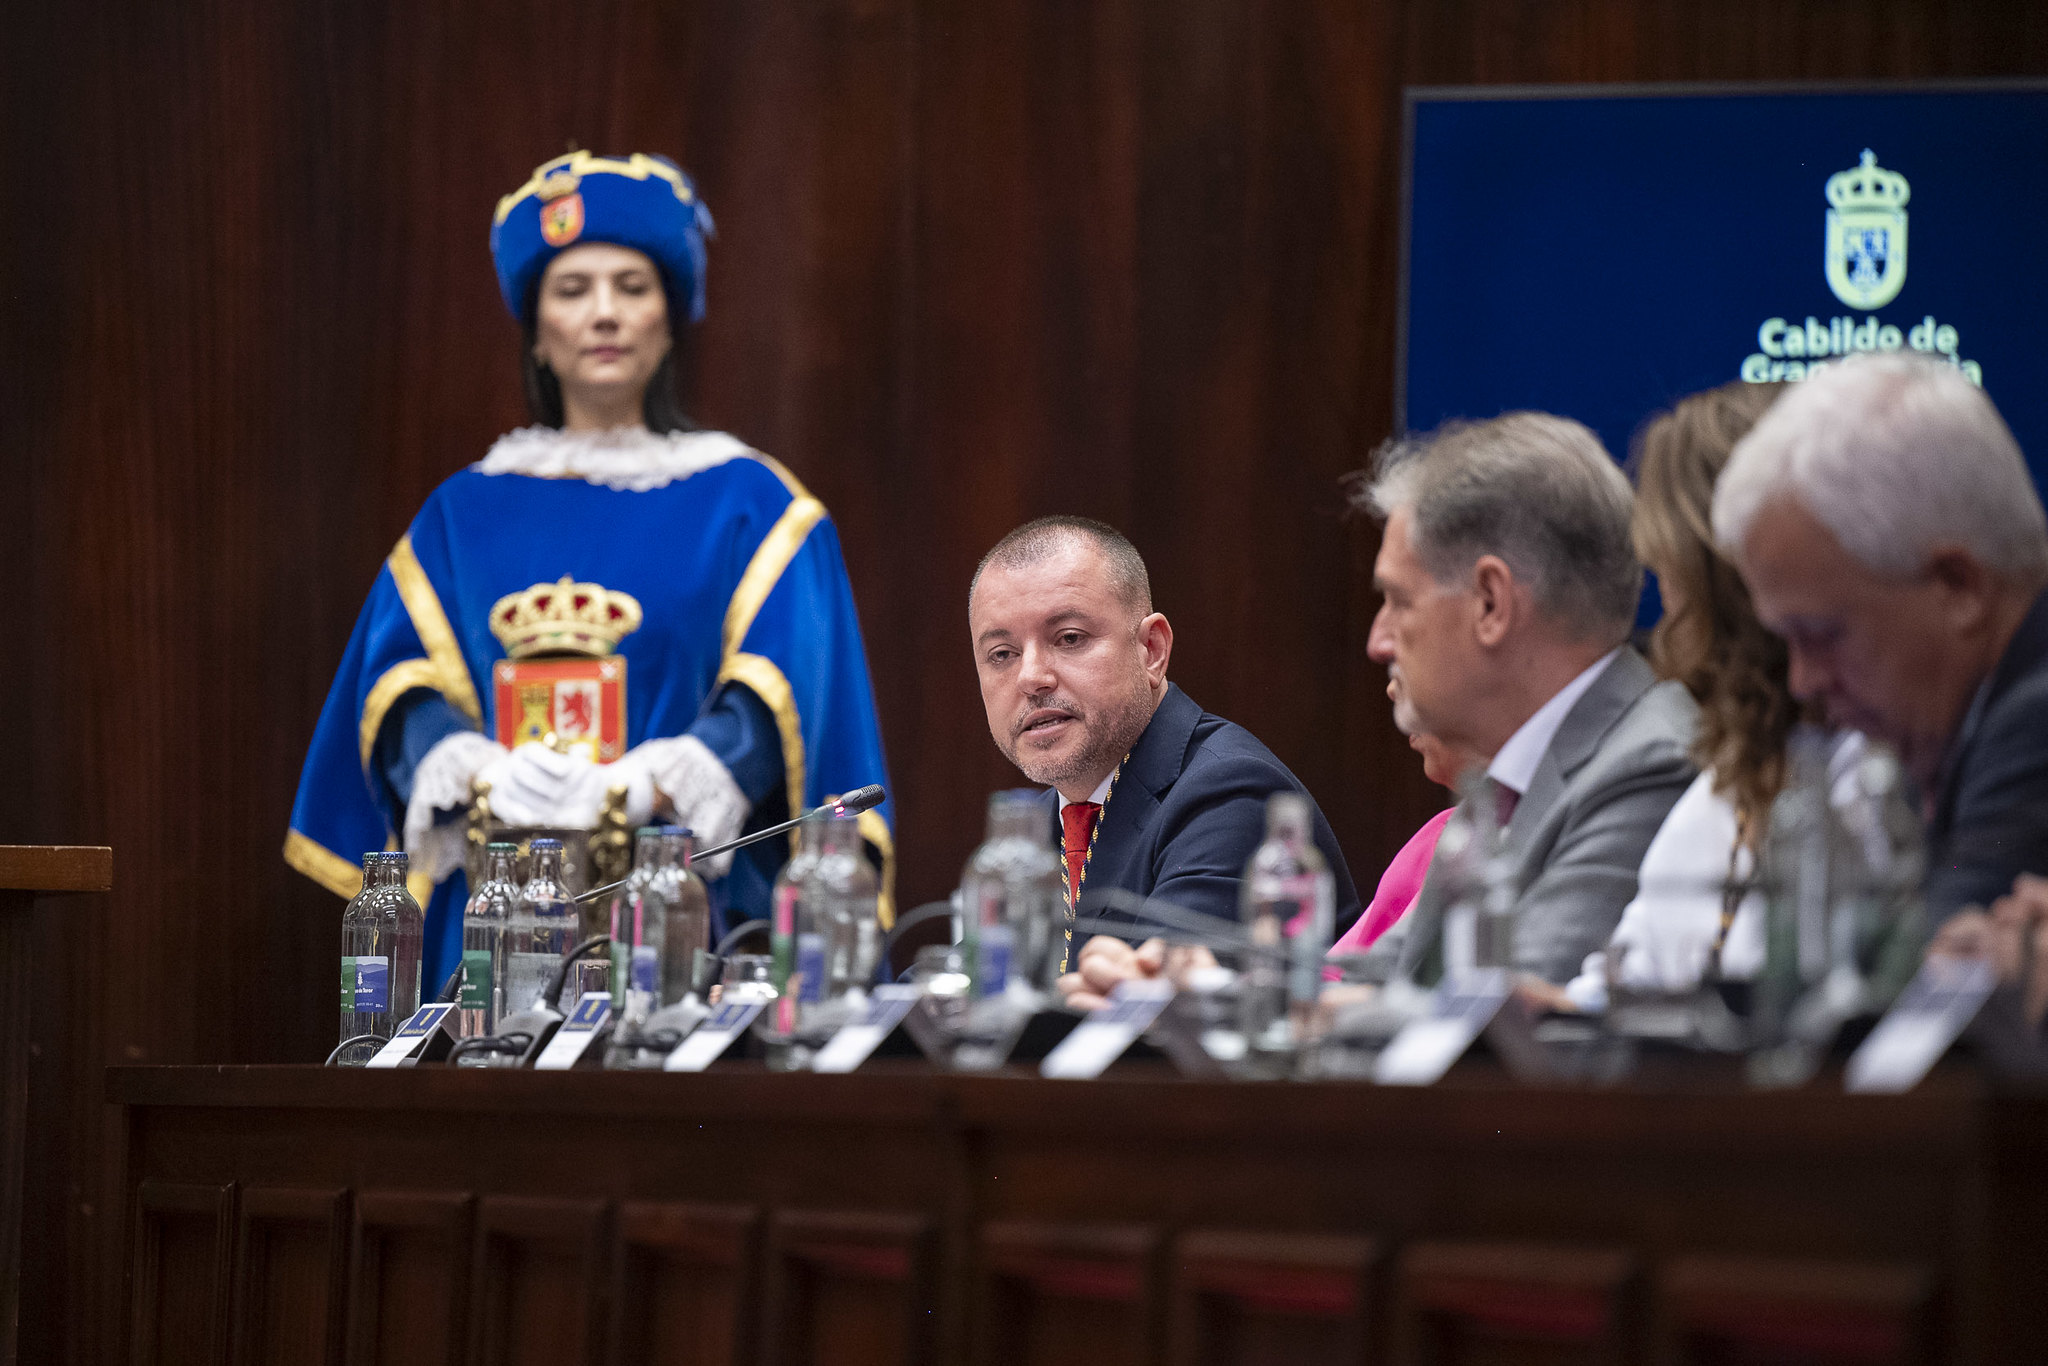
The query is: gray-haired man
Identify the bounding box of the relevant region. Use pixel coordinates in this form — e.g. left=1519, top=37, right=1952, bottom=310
left=1360, top=412, right=1699, bottom=985
left=1713, top=354, right=2048, bottom=923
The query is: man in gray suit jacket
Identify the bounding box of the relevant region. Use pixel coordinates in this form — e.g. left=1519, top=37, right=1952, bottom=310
left=1359, top=412, right=1699, bottom=985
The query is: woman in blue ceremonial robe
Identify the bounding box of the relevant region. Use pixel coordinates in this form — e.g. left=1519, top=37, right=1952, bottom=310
left=287, top=151, right=894, bottom=993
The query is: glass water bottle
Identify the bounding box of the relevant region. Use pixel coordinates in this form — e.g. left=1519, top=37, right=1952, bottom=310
left=765, top=812, right=875, bottom=1067
left=959, top=790, right=1065, bottom=1001
left=1238, top=794, right=1335, bottom=1069
left=502, top=838, right=575, bottom=1015
left=807, top=811, right=878, bottom=1003
left=458, top=842, right=520, bottom=1038
left=339, top=856, right=375, bottom=1045
left=765, top=821, right=822, bottom=1026
left=657, top=826, right=712, bottom=1004
left=607, top=829, right=665, bottom=1013
left=341, top=852, right=424, bottom=1044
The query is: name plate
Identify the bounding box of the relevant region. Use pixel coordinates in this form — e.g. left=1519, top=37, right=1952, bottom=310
left=365, top=1003, right=457, bottom=1069
left=1374, top=969, right=1512, bottom=1086
left=812, top=986, right=924, bottom=1074
left=1042, top=979, right=1174, bottom=1080
left=533, top=993, right=613, bottom=1071
left=1845, top=956, right=1996, bottom=1094
left=664, top=1000, right=766, bottom=1072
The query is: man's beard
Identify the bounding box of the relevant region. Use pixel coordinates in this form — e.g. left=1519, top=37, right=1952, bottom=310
left=1004, top=682, right=1156, bottom=790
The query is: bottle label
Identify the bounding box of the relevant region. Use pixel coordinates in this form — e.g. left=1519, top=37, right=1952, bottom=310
left=341, top=957, right=354, bottom=1009
left=353, top=957, right=390, bottom=1012
left=796, top=933, right=825, bottom=1004
left=1276, top=874, right=1325, bottom=938
left=458, top=950, right=492, bottom=1009
left=771, top=884, right=798, bottom=995
left=631, top=944, right=659, bottom=994
left=979, top=924, right=1013, bottom=997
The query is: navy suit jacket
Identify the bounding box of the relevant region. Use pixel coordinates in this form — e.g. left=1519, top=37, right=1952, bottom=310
left=1045, top=684, right=1362, bottom=955
left=1926, top=588, right=2048, bottom=921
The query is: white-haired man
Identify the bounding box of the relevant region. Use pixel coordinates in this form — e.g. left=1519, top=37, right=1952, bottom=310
left=1362, top=413, right=1699, bottom=985
left=1712, top=355, right=2048, bottom=923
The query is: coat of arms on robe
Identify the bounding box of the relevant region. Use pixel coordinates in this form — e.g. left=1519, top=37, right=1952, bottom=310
left=487, top=576, right=642, bottom=762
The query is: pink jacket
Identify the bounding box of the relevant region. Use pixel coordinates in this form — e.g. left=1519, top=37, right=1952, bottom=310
left=1329, top=807, right=1454, bottom=957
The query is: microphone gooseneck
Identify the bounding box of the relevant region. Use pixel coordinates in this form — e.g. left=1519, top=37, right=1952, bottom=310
left=573, top=782, right=887, bottom=904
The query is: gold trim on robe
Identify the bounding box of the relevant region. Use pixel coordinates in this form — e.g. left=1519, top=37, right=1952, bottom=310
left=721, top=497, right=826, bottom=662
left=856, top=808, right=898, bottom=931
left=358, top=658, right=448, bottom=768
left=717, top=652, right=807, bottom=830
left=284, top=829, right=363, bottom=900
left=387, top=535, right=483, bottom=722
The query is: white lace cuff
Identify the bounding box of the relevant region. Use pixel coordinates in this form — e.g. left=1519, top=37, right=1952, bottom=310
left=402, top=731, right=506, bottom=884
left=630, top=734, right=751, bottom=878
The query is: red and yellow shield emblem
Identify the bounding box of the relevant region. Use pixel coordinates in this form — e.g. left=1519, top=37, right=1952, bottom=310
left=493, top=656, right=626, bottom=763
left=539, top=192, right=585, bottom=248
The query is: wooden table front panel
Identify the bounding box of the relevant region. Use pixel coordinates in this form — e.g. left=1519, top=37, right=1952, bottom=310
left=107, top=1065, right=2048, bottom=1366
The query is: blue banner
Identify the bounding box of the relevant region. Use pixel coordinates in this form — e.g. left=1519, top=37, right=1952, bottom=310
left=1403, top=83, right=2048, bottom=498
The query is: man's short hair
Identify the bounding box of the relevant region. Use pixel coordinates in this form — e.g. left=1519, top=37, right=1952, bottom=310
left=1356, top=411, right=1641, bottom=640
left=970, top=516, right=1153, bottom=617
left=1712, top=354, right=2048, bottom=584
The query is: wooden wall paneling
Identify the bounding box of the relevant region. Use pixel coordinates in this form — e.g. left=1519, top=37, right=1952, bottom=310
left=128, top=1181, right=235, bottom=1366
left=0, top=889, right=31, bottom=1366
left=347, top=1190, right=474, bottom=1366
left=471, top=1195, right=612, bottom=1366
left=230, top=1186, right=349, bottom=1366
left=1650, top=1256, right=1935, bottom=1366
left=1167, top=1229, right=1379, bottom=1366
left=897, top=0, right=1147, bottom=908
left=761, top=1209, right=935, bottom=1366
left=612, top=1200, right=762, bottom=1366
left=1392, top=1241, right=1638, bottom=1366
left=977, top=1221, right=1161, bottom=1366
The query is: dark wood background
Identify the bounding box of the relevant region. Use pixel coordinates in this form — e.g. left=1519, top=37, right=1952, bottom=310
left=7, top=2, right=2048, bottom=1362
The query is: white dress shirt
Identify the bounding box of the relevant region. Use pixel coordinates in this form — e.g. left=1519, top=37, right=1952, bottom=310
left=1563, top=731, right=1875, bottom=1011
left=1487, top=648, right=1623, bottom=797
left=1057, top=771, right=1116, bottom=816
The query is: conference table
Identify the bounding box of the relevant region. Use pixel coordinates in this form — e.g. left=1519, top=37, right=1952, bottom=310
left=109, top=1057, right=2046, bottom=1365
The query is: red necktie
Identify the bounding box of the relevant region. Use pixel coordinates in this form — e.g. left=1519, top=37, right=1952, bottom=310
left=1493, top=780, right=1519, bottom=829
left=1061, top=801, right=1101, bottom=905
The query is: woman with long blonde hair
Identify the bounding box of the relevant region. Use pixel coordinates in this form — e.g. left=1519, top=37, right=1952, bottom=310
left=1553, top=380, right=1796, bottom=1007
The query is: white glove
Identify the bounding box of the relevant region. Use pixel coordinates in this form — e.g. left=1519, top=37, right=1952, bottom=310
left=474, top=742, right=652, bottom=829
left=618, top=735, right=750, bottom=879
left=403, top=731, right=508, bottom=884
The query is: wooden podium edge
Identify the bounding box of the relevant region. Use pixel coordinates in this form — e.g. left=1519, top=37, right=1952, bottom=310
left=0, top=846, right=112, bottom=894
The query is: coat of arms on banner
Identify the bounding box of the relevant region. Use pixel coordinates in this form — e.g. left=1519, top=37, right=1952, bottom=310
left=1825, top=149, right=1910, bottom=310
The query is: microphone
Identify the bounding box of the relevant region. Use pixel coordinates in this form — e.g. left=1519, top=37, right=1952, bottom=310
left=573, top=783, right=886, bottom=904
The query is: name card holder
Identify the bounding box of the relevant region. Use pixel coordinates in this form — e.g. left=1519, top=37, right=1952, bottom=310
left=812, top=985, right=924, bottom=1074
left=1042, top=980, right=1175, bottom=1080
left=665, top=1000, right=767, bottom=1072
left=366, top=1003, right=459, bottom=1069
left=533, top=993, right=614, bottom=1071
left=1373, top=970, right=1513, bottom=1086
left=1846, top=957, right=1996, bottom=1093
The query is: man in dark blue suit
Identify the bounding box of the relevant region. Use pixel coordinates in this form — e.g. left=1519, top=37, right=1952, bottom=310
left=968, top=516, right=1360, bottom=1003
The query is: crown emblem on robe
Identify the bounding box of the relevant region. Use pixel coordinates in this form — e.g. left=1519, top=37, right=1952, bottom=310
left=489, top=577, right=643, bottom=659
left=536, top=169, right=582, bottom=201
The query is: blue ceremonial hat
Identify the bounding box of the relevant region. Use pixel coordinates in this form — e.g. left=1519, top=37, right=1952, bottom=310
left=490, top=151, right=714, bottom=326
